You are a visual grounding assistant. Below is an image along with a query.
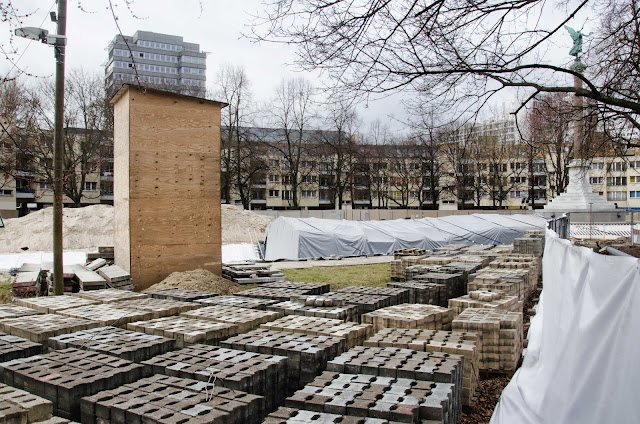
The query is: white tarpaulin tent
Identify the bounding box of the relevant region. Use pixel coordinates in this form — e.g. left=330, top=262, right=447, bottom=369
left=491, top=231, right=640, bottom=424
left=263, top=214, right=546, bottom=261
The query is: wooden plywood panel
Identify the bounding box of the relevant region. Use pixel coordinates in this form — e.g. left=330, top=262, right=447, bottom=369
left=113, top=89, right=131, bottom=272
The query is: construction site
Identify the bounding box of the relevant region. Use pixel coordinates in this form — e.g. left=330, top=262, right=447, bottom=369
left=0, top=84, right=635, bottom=424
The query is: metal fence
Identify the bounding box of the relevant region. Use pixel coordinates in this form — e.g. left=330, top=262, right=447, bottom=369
left=548, top=214, right=570, bottom=239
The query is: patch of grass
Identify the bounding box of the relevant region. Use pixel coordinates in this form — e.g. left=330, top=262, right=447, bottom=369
left=0, top=278, right=12, bottom=304
left=282, top=263, right=391, bottom=291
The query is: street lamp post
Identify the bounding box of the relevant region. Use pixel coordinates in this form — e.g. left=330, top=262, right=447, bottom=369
left=15, top=0, right=67, bottom=295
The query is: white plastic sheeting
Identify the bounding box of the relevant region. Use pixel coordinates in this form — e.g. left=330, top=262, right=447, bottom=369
left=263, top=214, right=546, bottom=261
left=491, top=231, right=640, bottom=424
left=221, top=243, right=260, bottom=263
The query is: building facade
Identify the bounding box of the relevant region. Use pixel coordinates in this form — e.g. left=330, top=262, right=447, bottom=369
left=105, top=31, right=206, bottom=98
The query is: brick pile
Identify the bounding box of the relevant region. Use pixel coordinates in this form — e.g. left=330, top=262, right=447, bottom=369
left=0, top=382, right=53, bottom=423
left=261, top=282, right=331, bottom=295
left=236, top=287, right=314, bottom=302
left=0, top=332, right=42, bottom=362
left=413, top=272, right=466, bottom=299
left=141, top=344, right=288, bottom=410
left=0, top=304, right=42, bottom=320
left=404, top=264, right=443, bottom=281
left=221, top=329, right=346, bottom=390
left=322, top=292, right=396, bottom=317
left=267, top=300, right=358, bottom=322
left=452, top=308, right=523, bottom=371
left=72, top=288, right=149, bottom=303
left=361, top=304, right=453, bottom=332
left=144, top=288, right=218, bottom=302
left=197, top=295, right=281, bottom=310
left=336, top=286, right=410, bottom=305
left=56, top=304, right=155, bottom=327
left=448, top=290, right=521, bottom=318
left=393, top=248, right=429, bottom=258
left=127, top=316, right=237, bottom=348
left=14, top=296, right=99, bottom=314
left=113, top=298, right=200, bottom=318
left=81, top=374, right=265, bottom=424
left=48, top=326, right=175, bottom=362
left=261, top=316, right=373, bottom=349
left=467, top=270, right=531, bottom=301
left=0, top=315, right=100, bottom=343
left=387, top=281, right=448, bottom=306
left=180, top=305, right=280, bottom=333
left=513, top=230, right=545, bottom=256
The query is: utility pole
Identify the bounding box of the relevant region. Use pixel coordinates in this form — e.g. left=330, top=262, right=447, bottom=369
left=53, top=0, right=67, bottom=295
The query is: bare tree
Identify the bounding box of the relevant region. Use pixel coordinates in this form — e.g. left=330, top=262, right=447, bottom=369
left=365, top=120, right=391, bottom=208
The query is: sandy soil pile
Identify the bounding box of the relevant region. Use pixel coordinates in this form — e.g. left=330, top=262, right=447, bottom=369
left=221, top=204, right=275, bottom=244
left=0, top=205, right=114, bottom=253
left=0, top=204, right=275, bottom=253
left=145, top=268, right=243, bottom=295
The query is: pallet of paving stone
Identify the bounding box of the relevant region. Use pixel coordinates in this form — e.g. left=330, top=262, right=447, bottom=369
left=80, top=374, right=265, bottom=424
left=96, top=265, right=130, bottom=284
left=393, top=248, right=430, bottom=259
left=0, top=382, right=53, bottom=423
left=0, top=332, right=42, bottom=362
left=48, top=326, right=174, bottom=363
left=196, top=295, right=281, bottom=310
left=0, top=314, right=101, bottom=344
left=0, top=304, right=43, bottom=320
left=12, top=269, right=47, bottom=297
left=361, top=304, right=453, bottom=332
left=469, top=268, right=532, bottom=301
left=221, top=329, right=346, bottom=391
left=404, top=264, right=444, bottom=282
left=141, top=344, right=288, bottom=411
left=14, top=296, right=100, bottom=314
left=448, top=290, right=521, bottom=318
left=362, top=328, right=480, bottom=407
left=127, top=316, right=237, bottom=348
left=223, top=264, right=286, bottom=284
left=413, top=271, right=466, bottom=300
left=70, top=266, right=107, bottom=291
left=452, top=308, right=523, bottom=371
left=461, top=244, right=495, bottom=254
left=261, top=281, right=330, bottom=295
left=264, top=407, right=410, bottom=423
left=321, top=292, right=396, bottom=317
left=261, top=315, right=373, bottom=349
left=236, top=287, right=315, bottom=302
left=327, top=346, right=463, bottom=415
left=85, top=258, right=107, bottom=272
left=0, top=348, right=144, bottom=421
left=71, top=288, right=148, bottom=304
left=113, top=298, right=201, bottom=318
left=267, top=299, right=358, bottom=322
left=387, top=281, right=448, bottom=307
left=56, top=303, right=156, bottom=327
left=86, top=246, right=114, bottom=263
left=285, top=371, right=458, bottom=424
left=143, top=287, right=218, bottom=302
left=181, top=305, right=280, bottom=333
left=336, top=286, right=410, bottom=305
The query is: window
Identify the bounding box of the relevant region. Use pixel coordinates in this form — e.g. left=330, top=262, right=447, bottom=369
left=181, top=56, right=206, bottom=65
left=591, top=162, right=604, bottom=170
left=410, top=191, right=419, bottom=199
left=630, top=191, right=640, bottom=198
left=607, top=191, right=627, bottom=201
left=590, top=177, right=603, bottom=184
left=510, top=177, right=527, bottom=183
left=281, top=190, right=294, bottom=200
left=0, top=189, right=12, bottom=196
left=268, top=190, right=279, bottom=197
left=631, top=176, right=636, bottom=183
left=268, top=175, right=279, bottom=183
left=302, top=190, right=316, bottom=198
left=510, top=162, right=525, bottom=170
left=607, top=177, right=627, bottom=186
left=302, top=175, right=317, bottom=184
left=84, top=182, right=97, bottom=191
left=281, top=175, right=291, bottom=185
left=39, top=182, right=51, bottom=190
left=301, top=161, right=316, bottom=169
left=510, top=190, right=527, bottom=198
left=607, top=162, right=627, bottom=172
left=268, top=159, right=279, bottom=167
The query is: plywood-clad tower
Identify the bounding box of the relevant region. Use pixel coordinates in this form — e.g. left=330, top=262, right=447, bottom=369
left=111, top=85, right=225, bottom=290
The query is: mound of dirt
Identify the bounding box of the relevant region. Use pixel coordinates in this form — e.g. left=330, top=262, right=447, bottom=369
left=145, top=268, right=244, bottom=295
left=221, top=204, right=275, bottom=244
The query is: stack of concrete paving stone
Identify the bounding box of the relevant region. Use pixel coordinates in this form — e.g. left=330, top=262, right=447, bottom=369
left=390, top=255, right=429, bottom=281
left=0, top=332, right=42, bottom=362
left=419, top=255, right=458, bottom=266
left=327, top=347, right=463, bottom=414
left=113, top=298, right=201, bottom=318
left=490, top=253, right=541, bottom=294
left=435, top=244, right=469, bottom=252
left=86, top=246, right=114, bottom=263
left=141, top=344, right=288, bottom=411
left=180, top=305, right=280, bottom=333
left=267, top=299, right=358, bottom=322
left=513, top=230, right=545, bottom=256
left=86, top=258, right=107, bottom=272
left=362, top=329, right=480, bottom=406
left=452, top=308, right=523, bottom=371
left=14, top=296, right=99, bottom=314
left=439, top=260, right=486, bottom=279
left=0, top=304, right=42, bottom=320
left=197, top=295, right=281, bottom=310
left=96, top=265, right=132, bottom=290
left=321, top=292, right=398, bottom=317
left=56, top=303, right=155, bottom=327
left=222, top=329, right=346, bottom=391
left=69, top=264, right=107, bottom=291
left=0, top=348, right=144, bottom=420
left=237, top=287, right=316, bottom=302
left=0, top=382, right=53, bottom=423
left=413, top=272, right=466, bottom=299
left=261, top=316, right=372, bottom=349
left=387, top=281, right=448, bottom=307
left=404, top=264, right=441, bottom=282
left=261, top=281, right=331, bottom=295
left=264, top=407, right=408, bottom=424
left=127, top=316, right=237, bottom=348
left=48, top=326, right=174, bottom=362
left=393, top=248, right=430, bottom=259
left=144, top=287, right=218, bottom=302
left=13, top=263, right=47, bottom=296
left=361, top=304, right=453, bottom=332
left=71, top=288, right=148, bottom=303
left=466, top=271, right=524, bottom=300
left=223, top=263, right=286, bottom=284
left=0, top=314, right=100, bottom=343
left=80, top=374, right=265, bottom=424
left=285, top=371, right=458, bottom=424
left=448, top=290, right=522, bottom=318
left=337, top=286, right=410, bottom=305
left=461, top=244, right=494, bottom=254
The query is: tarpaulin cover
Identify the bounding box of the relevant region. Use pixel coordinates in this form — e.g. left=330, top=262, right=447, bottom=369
left=491, top=230, right=640, bottom=424
left=263, top=214, right=546, bottom=261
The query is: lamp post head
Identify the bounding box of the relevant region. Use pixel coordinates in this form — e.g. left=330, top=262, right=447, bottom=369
left=14, top=27, right=48, bottom=41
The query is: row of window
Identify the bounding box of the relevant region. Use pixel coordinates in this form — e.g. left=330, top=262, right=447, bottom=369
left=115, top=61, right=180, bottom=75
left=181, top=78, right=206, bottom=87
left=181, top=67, right=205, bottom=76
left=182, top=55, right=206, bottom=65
left=137, top=40, right=183, bottom=52
left=113, top=73, right=178, bottom=85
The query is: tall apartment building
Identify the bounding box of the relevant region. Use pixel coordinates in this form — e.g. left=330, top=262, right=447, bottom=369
left=105, top=31, right=206, bottom=98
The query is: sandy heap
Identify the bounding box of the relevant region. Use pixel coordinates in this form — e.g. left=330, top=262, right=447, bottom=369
left=0, top=204, right=275, bottom=253
left=145, top=268, right=243, bottom=295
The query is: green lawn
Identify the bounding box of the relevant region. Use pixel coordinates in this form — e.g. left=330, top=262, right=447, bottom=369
left=281, top=262, right=391, bottom=291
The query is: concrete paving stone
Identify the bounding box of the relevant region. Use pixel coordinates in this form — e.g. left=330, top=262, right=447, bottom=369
left=0, top=382, right=53, bottom=423
left=127, top=316, right=237, bottom=348
left=113, top=298, right=201, bottom=319
left=181, top=306, right=280, bottom=333
left=196, top=295, right=281, bottom=310
left=143, top=288, right=218, bottom=302
left=260, top=316, right=373, bottom=349
left=13, top=297, right=100, bottom=314
left=0, top=348, right=144, bottom=421
left=55, top=304, right=155, bottom=327
left=267, top=300, right=358, bottom=322
left=236, top=288, right=315, bottom=302
left=361, top=305, right=453, bottom=332
left=260, top=282, right=330, bottom=295
left=320, top=292, right=396, bottom=317
left=0, top=332, right=43, bottom=363
left=263, top=407, right=409, bottom=423
left=71, top=288, right=149, bottom=304
left=336, top=287, right=410, bottom=306
left=32, top=417, right=79, bottom=423
left=0, top=305, right=43, bottom=320
left=386, top=282, right=448, bottom=307
left=47, top=326, right=175, bottom=362
left=0, top=315, right=100, bottom=344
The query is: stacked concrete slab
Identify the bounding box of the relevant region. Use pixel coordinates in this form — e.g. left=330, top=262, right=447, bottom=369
left=448, top=290, right=521, bottom=318
left=387, top=281, right=448, bottom=306
left=14, top=296, right=99, bottom=314
left=113, top=298, right=200, bottom=318
left=321, top=292, right=397, bottom=317
left=80, top=374, right=265, bottom=424
left=261, top=316, right=373, bottom=349
left=56, top=304, right=155, bottom=327
left=361, top=304, right=453, bottom=332
left=513, top=230, right=545, bottom=256
left=452, top=308, right=523, bottom=371
left=71, top=288, right=149, bottom=303
left=336, top=286, right=410, bottom=305
left=48, top=327, right=175, bottom=362
left=127, top=316, right=237, bottom=348
left=285, top=371, right=458, bottom=424
left=261, top=282, right=330, bottom=295
left=0, top=332, right=42, bottom=362
left=222, top=329, right=346, bottom=390
left=267, top=300, right=358, bottom=322
left=144, top=287, right=218, bottom=302
left=0, top=304, right=42, bottom=320
left=413, top=272, right=466, bottom=300
left=0, top=315, right=100, bottom=343
left=0, top=348, right=144, bottom=420
left=237, top=287, right=315, bottom=302
left=264, top=407, right=408, bottom=423
left=97, top=265, right=133, bottom=290
left=0, top=382, right=53, bottom=423
left=197, top=295, right=281, bottom=310
left=141, top=344, right=287, bottom=410
left=180, top=305, right=280, bottom=333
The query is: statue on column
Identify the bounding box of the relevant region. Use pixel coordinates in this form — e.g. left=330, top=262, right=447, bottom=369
left=564, top=25, right=591, bottom=57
